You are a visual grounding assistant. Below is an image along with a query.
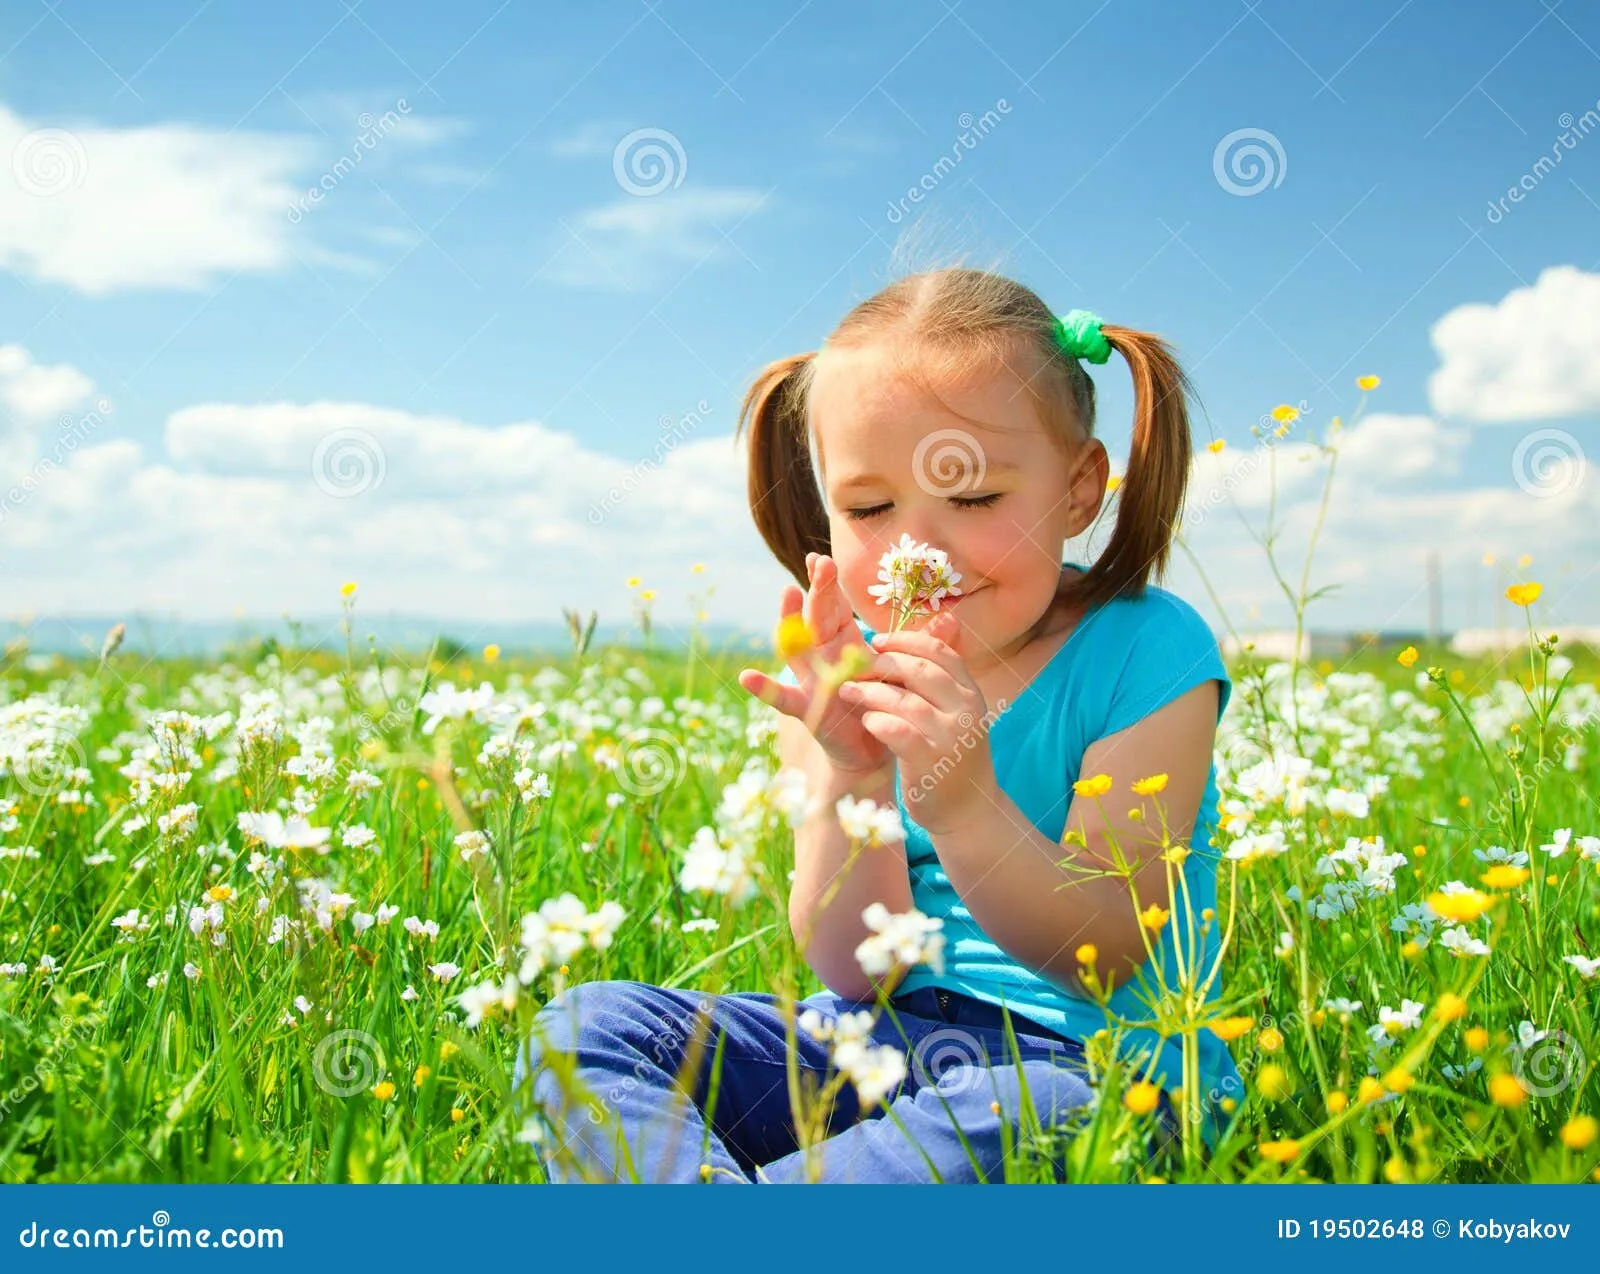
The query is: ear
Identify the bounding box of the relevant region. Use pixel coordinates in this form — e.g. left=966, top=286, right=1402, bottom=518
left=1062, top=439, right=1109, bottom=538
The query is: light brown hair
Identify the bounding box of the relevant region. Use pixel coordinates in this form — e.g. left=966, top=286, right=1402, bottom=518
left=734, top=267, right=1197, bottom=615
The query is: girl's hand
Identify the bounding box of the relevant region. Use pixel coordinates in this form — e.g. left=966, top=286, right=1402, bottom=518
left=737, top=552, right=893, bottom=778
left=835, top=609, right=1001, bottom=834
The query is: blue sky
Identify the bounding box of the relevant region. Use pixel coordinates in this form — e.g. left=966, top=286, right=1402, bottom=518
left=1, top=0, right=1596, bottom=647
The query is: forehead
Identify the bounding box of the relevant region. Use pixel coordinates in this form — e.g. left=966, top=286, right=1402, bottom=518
left=808, top=343, right=1056, bottom=481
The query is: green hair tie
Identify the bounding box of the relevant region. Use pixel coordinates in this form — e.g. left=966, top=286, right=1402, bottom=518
left=1054, top=309, right=1112, bottom=365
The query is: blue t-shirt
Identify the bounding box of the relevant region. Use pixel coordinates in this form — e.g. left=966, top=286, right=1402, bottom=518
left=778, top=564, right=1239, bottom=1111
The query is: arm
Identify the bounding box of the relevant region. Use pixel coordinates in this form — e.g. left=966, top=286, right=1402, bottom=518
left=779, top=713, right=915, bottom=1002
left=931, top=680, right=1219, bottom=993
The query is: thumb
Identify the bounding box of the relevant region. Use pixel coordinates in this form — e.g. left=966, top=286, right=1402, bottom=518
left=931, top=608, right=959, bottom=641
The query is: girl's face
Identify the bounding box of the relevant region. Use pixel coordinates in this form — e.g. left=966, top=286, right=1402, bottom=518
left=808, top=342, right=1108, bottom=668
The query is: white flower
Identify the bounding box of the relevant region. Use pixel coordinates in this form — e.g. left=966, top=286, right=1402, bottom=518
left=237, top=811, right=331, bottom=854
left=855, top=903, right=945, bottom=977
left=1223, top=827, right=1288, bottom=862
left=1324, top=997, right=1363, bottom=1016
left=346, top=769, right=382, bottom=793
left=867, top=534, right=963, bottom=619
left=1366, top=998, right=1425, bottom=1045
left=1578, top=835, right=1600, bottom=863
left=514, top=768, right=553, bottom=802
left=459, top=974, right=521, bottom=1027
left=401, top=984, right=419, bottom=1002
left=146, top=972, right=168, bottom=988
left=351, top=912, right=376, bottom=936
left=455, top=830, right=491, bottom=862
left=1562, top=954, right=1600, bottom=980
left=1324, top=788, right=1370, bottom=819
left=834, top=1040, right=907, bottom=1110
left=1473, top=844, right=1529, bottom=866
left=517, top=894, right=627, bottom=983
left=111, top=908, right=151, bottom=941
left=293, top=995, right=314, bottom=1015
left=1515, top=1020, right=1548, bottom=1051
left=182, top=962, right=201, bottom=980
left=427, top=962, right=461, bottom=982
left=0, top=962, right=27, bottom=976
left=1540, top=828, right=1572, bottom=858
left=679, top=826, right=760, bottom=906
left=835, top=795, right=905, bottom=848
left=1438, top=926, right=1490, bottom=957
left=376, top=903, right=399, bottom=925
left=680, top=917, right=719, bottom=934
left=403, top=916, right=440, bottom=941
left=341, top=824, right=378, bottom=852
left=417, top=682, right=498, bottom=734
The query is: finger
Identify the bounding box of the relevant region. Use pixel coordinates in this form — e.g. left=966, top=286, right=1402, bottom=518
left=810, top=554, right=844, bottom=635
left=867, top=622, right=973, bottom=687
left=739, top=668, right=809, bottom=719
left=839, top=680, right=940, bottom=741
left=867, top=650, right=964, bottom=710
left=857, top=708, right=936, bottom=756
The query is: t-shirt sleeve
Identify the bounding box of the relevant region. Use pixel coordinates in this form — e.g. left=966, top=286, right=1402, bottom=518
left=1101, top=594, right=1232, bottom=738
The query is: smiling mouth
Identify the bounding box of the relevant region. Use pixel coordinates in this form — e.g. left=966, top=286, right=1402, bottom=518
left=946, top=587, right=983, bottom=606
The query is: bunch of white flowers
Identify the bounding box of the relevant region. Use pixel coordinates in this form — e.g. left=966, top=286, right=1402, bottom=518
left=867, top=534, right=962, bottom=628
left=855, top=902, right=945, bottom=977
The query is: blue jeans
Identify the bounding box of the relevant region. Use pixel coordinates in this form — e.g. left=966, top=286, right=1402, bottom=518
left=511, top=979, right=1098, bottom=1184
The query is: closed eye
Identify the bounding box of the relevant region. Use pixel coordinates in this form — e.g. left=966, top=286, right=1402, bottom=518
left=843, top=493, right=1002, bottom=521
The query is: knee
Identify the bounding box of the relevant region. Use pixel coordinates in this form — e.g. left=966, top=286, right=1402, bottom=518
left=512, top=979, right=653, bottom=1091
left=984, top=1059, right=1095, bottom=1129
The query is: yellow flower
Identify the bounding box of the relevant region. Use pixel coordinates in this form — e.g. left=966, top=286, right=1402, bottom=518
left=1131, top=773, right=1169, bottom=795
left=1073, top=773, right=1113, bottom=798
left=1123, top=1082, right=1161, bottom=1115
left=450, top=1108, right=465, bottom=1124
left=775, top=613, right=816, bottom=659
left=1411, top=844, right=1427, bottom=858
left=1480, top=863, right=1529, bottom=890
left=1427, top=888, right=1494, bottom=923
left=1401, top=940, right=1423, bottom=962
left=1383, top=1155, right=1409, bottom=1184
left=1560, top=1115, right=1598, bottom=1151
left=1257, top=1139, right=1300, bottom=1164
left=691, top=563, right=706, bottom=574
left=1518, top=553, right=1532, bottom=568
left=1464, top=1027, right=1490, bottom=1053
left=1106, top=474, right=1123, bottom=493
left=1326, top=1091, right=1349, bottom=1115
left=1206, top=439, right=1226, bottom=453
left=1210, top=1016, right=1254, bottom=1042
left=1271, top=404, right=1299, bottom=423
left=1382, top=1067, right=1414, bottom=1095
left=1256, top=1064, right=1292, bottom=1102
left=413, top=1065, right=432, bottom=1087
left=341, top=581, right=358, bottom=597
left=1075, top=943, right=1098, bottom=966
left=204, top=884, right=234, bottom=903
left=626, top=576, right=642, bottom=588
left=1356, top=375, right=1381, bottom=391
left=439, top=1041, right=460, bottom=1062
left=640, top=589, right=657, bottom=602
left=482, top=644, right=501, bottom=663
left=1396, top=645, right=1418, bottom=668
left=1505, top=582, right=1542, bottom=607
left=1434, top=992, right=1468, bottom=1023
left=1357, top=1075, right=1386, bottom=1104
left=1220, top=1097, right=1237, bottom=1113
left=1488, top=1073, right=1526, bottom=1108
left=372, top=1081, right=396, bottom=1101
left=1140, top=904, right=1170, bottom=934
left=1258, top=1027, right=1284, bottom=1053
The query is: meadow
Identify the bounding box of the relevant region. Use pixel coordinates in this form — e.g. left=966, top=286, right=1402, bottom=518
left=2, top=393, right=1597, bottom=1185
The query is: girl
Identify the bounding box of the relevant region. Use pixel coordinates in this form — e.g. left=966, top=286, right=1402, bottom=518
left=515, top=267, right=1237, bottom=1183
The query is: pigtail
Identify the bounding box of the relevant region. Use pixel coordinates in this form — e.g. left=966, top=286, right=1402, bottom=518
left=735, top=353, right=830, bottom=591
left=1069, top=326, right=1196, bottom=612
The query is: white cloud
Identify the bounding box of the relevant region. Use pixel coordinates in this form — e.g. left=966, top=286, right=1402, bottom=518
left=0, top=344, right=97, bottom=426
left=538, top=189, right=772, bottom=290
left=0, top=103, right=309, bottom=295
left=1428, top=265, right=1600, bottom=421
